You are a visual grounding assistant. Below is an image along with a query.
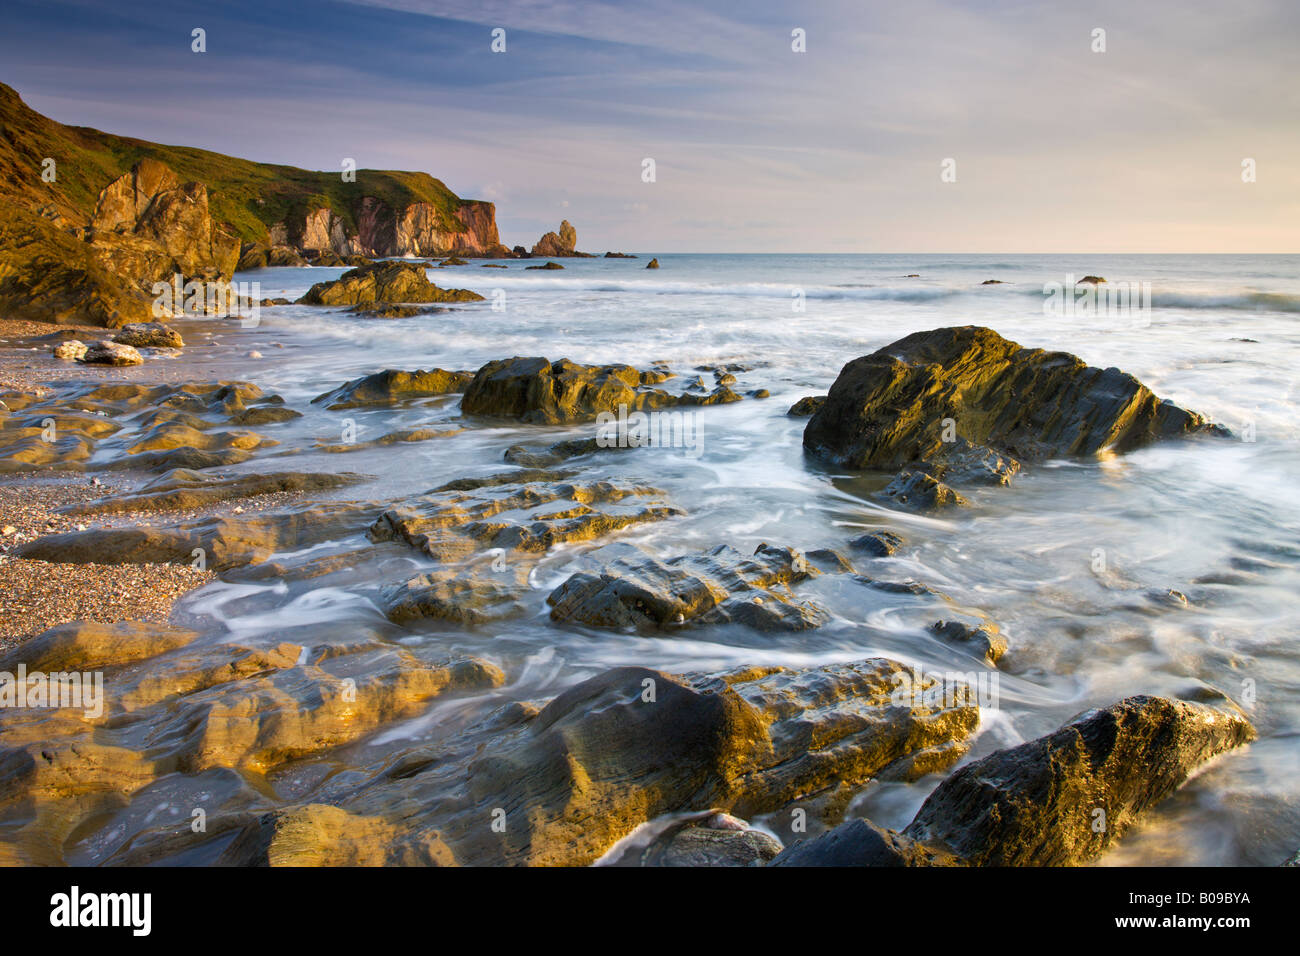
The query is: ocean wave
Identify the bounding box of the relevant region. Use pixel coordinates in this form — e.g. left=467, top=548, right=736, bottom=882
left=448, top=274, right=1300, bottom=311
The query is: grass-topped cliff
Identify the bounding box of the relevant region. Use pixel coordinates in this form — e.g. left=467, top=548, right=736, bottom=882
left=0, top=82, right=469, bottom=241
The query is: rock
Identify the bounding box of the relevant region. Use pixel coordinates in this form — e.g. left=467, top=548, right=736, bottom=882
left=111, top=322, right=184, bottom=349
left=787, top=395, right=826, bottom=417
left=503, top=437, right=620, bottom=468
left=440, top=256, right=468, bottom=266
left=312, top=368, right=474, bottom=409
left=803, top=548, right=855, bottom=574
left=52, top=340, right=88, bottom=361
left=980, top=279, right=1005, bottom=284
left=547, top=544, right=828, bottom=632
left=313, top=426, right=459, bottom=454
left=0, top=202, right=156, bottom=328
left=1283, top=850, right=1300, bottom=867
left=309, top=250, right=346, bottom=267
left=622, top=818, right=784, bottom=867
left=15, top=499, right=378, bottom=571
left=267, top=245, right=309, bottom=267
left=850, top=530, right=905, bottom=556
left=216, top=659, right=979, bottom=867
left=804, top=327, right=1227, bottom=483
left=57, top=469, right=369, bottom=517
left=80, top=340, right=144, bottom=366
left=237, top=242, right=269, bottom=270
left=775, top=695, right=1255, bottom=867
left=1078, top=275, right=1106, bottom=284
left=880, top=470, right=969, bottom=511
left=0, top=621, right=198, bottom=674
left=531, top=219, right=577, bottom=257
left=0, top=636, right=505, bottom=864
left=646, top=258, right=660, bottom=269
left=772, top=818, right=960, bottom=867
left=604, top=252, right=637, bottom=259
left=346, top=303, right=447, bottom=318
left=89, top=159, right=240, bottom=282
left=370, top=470, right=681, bottom=562
left=297, top=260, right=484, bottom=306
left=481, top=263, right=507, bottom=268
left=928, top=619, right=1007, bottom=665
left=525, top=261, right=564, bottom=270
left=382, top=565, right=530, bottom=626
left=460, top=356, right=739, bottom=425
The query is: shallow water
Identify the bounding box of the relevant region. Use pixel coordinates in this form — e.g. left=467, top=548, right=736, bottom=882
left=108, top=254, right=1300, bottom=865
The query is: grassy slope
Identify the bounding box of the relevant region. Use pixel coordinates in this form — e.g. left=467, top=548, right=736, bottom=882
left=0, top=82, right=467, bottom=241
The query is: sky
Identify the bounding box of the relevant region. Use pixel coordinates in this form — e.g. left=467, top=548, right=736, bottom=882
left=2, top=0, right=1297, bottom=252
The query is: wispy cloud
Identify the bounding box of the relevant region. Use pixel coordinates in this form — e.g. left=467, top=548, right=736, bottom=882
left=2, top=0, right=1295, bottom=250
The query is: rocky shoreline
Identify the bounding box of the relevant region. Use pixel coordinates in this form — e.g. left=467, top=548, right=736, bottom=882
left=0, top=312, right=1277, bottom=867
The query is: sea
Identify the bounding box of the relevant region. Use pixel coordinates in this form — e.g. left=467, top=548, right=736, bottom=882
left=103, top=253, right=1300, bottom=865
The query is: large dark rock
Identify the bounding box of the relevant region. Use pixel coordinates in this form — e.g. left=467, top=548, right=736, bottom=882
left=297, top=260, right=484, bottom=306
left=460, top=356, right=739, bottom=424
left=774, top=694, right=1255, bottom=867
left=804, top=327, right=1228, bottom=480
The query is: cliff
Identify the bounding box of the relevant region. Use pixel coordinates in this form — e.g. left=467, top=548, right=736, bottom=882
left=0, top=81, right=510, bottom=324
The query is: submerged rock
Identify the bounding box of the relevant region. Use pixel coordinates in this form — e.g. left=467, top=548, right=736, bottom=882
left=927, top=619, right=1007, bottom=665
left=548, top=543, right=829, bottom=632
left=850, top=530, right=905, bottom=556
left=524, top=261, right=564, bottom=270
left=346, top=303, right=447, bottom=319
left=460, top=356, right=739, bottom=425
left=880, top=470, right=969, bottom=511
left=312, top=368, right=474, bottom=409
left=804, top=327, right=1227, bottom=485
left=774, top=694, right=1255, bottom=867
left=297, top=260, right=484, bottom=306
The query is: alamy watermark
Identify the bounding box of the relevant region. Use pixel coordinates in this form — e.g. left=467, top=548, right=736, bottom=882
left=595, top=404, right=704, bottom=458
left=1043, top=274, right=1151, bottom=328
left=0, top=664, right=104, bottom=718
left=890, top=667, right=1000, bottom=710
left=151, top=274, right=262, bottom=327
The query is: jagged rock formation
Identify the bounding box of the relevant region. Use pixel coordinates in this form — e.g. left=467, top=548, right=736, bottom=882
left=773, top=694, right=1255, bottom=866
left=531, top=219, right=578, bottom=257
left=89, top=158, right=240, bottom=283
